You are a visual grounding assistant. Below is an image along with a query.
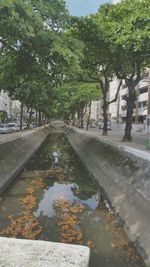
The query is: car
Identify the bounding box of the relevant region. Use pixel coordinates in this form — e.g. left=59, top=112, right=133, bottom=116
left=22, top=124, right=27, bottom=130
left=98, top=120, right=112, bottom=130
left=8, top=123, right=20, bottom=132
left=30, top=122, right=38, bottom=128
left=90, top=122, right=96, bottom=128
left=0, top=124, right=12, bottom=134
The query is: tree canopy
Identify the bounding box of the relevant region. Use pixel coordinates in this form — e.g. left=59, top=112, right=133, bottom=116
left=51, top=82, right=100, bottom=124
left=0, top=0, right=84, bottom=126
left=96, top=0, right=150, bottom=140
left=0, top=0, right=150, bottom=138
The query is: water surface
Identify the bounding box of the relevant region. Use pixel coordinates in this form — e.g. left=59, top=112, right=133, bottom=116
left=0, top=134, right=145, bottom=267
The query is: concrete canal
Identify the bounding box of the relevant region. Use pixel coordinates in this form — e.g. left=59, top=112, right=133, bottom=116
left=0, top=134, right=146, bottom=267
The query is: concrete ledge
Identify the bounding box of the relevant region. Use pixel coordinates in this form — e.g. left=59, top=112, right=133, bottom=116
left=95, top=136, right=150, bottom=163
left=0, top=127, right=50, bottom=195
left=66, top=127, right=150, bottom=266
left=122, top=145, right=150, bottom=162
left=0, top=237, right=90, bottom=267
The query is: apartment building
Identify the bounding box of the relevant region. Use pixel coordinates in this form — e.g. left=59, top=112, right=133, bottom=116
left=90, top=101, right=102, bottom=121
left=108, top=71, right=150, bottom=124
left=0, top=90, right=21, bottom=122
left=109, top=0, right=150, bottom=125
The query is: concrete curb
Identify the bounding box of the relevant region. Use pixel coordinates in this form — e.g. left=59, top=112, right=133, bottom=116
left=0, top=237, right=90, bottom=267
left=72, top=127, right=150, bottom=163
left=95, top=136, right=150, bottom=162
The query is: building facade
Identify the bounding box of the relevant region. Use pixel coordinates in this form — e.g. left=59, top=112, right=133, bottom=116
left=0, top=90, right=21, bottom=123
left=108, top=71, right=150, bottom=124
left=90, top=101, right=102, bottom=121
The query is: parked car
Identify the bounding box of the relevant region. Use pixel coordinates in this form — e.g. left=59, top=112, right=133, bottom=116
left=0, top=124, right=12, bottom=134
left=98, top=120, right=112, bottom=130
left=31, top=122, right=38, bottom=128
left=8, top=123, right=20, bottom=132
left=22, top=124, right=27, bottom=130
left=90, top=122, right=96, bottom=128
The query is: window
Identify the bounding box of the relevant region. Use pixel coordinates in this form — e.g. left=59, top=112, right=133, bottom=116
left=121, top=105, right=127, bottom=111
left=139, top=86, right=148, bottom=94
left=143, top=101, right=147, bottom=107
left=122, top=83, right=127, bottom=89
left=122, top=95, right=127, bottom=100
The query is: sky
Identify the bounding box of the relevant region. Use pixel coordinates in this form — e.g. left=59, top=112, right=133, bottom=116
left=65, top=0, right=111, bottom=17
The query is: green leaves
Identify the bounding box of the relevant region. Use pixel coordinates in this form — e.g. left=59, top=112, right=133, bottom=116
left=52, top=81, right=100, bottom=120
left=0, top=0, right=83, bottom=119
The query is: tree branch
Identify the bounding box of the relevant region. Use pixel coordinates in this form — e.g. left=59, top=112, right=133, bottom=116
left=99, top=78, right=105, bottom=93
left=134, top=62, right=141, bottom=86
left=79, top=75, right=99, bottom=83
left=107, top=79, right=122, bottom=106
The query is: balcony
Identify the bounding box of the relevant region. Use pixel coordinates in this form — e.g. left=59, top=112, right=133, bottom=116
left=121, top=110, right=127, bottom=117
left=138, top=108, right=148, bottom=116
left=138, top=92, right=148, bottom=102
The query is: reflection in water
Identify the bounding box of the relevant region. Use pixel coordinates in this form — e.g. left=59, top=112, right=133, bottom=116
left=34, top=182, right=97, bottom=218
left=51, top=151, right=61, bottom=168
left=0, top=134, right=146, bottom=267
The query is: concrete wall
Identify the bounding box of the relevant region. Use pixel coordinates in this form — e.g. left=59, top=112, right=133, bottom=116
left=66, top=127, right=150, bottom=266
left=0, top=127, right=50, bottom=195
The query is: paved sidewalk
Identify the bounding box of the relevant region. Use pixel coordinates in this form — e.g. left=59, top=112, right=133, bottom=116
left=0, top=126, right=47, bottom=145
left=73, top=127, right=150, bottom=162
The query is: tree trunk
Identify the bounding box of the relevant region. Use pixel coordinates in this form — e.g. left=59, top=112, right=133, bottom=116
left=72, top=115, right=75, bottom=126
left=27, top=108, right=33, bottom=129
left=123, top=88, right=136, bottom=141
left=78, top=111, right=84, bottom=128
left=86, top=101, right=91, bottom=131
left=35, top=110, right=38, bottom=126
left=20, top=102, right=23, bottom=131
left=100, top=76, right=110, bottom=136
left=80, top=114, right=84, bottom=128
left=38, top=110, right=42, bottom=126
left=103, top=101, right=108, bottom=135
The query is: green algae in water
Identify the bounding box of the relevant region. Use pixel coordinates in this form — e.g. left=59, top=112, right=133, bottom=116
left=0, top=134, right=146, bottom=267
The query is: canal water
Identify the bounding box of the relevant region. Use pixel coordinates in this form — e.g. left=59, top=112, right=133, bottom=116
left=0, top=134, right=146, bottom=267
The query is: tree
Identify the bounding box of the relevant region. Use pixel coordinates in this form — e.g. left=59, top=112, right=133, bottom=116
left=0, top=0, right=84, bottom=126
left=30, top=0, right=69, bottom=30
left=71, top=15, right=122, bottom=135
left=96, top=0, right=150, bottom=141
left=0, top=0, right=43, bottom=53
left=52, top=82, right=100, bottom=127
left=0, top=111, right=7, bottom=123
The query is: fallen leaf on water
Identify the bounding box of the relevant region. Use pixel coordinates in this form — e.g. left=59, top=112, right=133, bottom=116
left=32, top=178, right=45, bottom=189
left=0, top=213, right=42, bottom=240
left=111, top=243, right=116, bottom=249
left=53, top=199, right=85, bottom=244
left=26, top=187, right=35, bottom=194
left=87, top=240, right=94, bottom=248
left=20, top=194, right=36, bottom=210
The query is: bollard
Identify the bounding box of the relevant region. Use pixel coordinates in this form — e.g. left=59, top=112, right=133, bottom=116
left=145, top=139, right=150, bottom=150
